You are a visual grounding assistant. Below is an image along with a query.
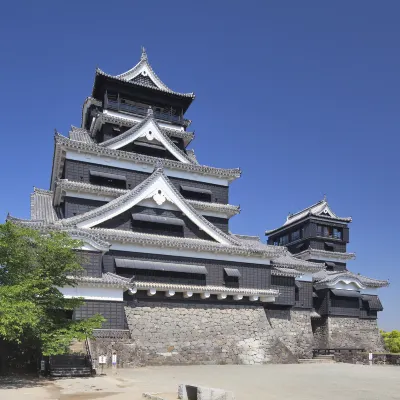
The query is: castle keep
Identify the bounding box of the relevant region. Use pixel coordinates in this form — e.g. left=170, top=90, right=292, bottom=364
left=9, top=49, right=388, bottom=365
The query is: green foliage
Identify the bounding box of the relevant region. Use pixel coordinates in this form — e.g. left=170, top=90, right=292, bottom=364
left=381, top=330, right=400, bottom=353
left=0, top=222, right=104, bottom=355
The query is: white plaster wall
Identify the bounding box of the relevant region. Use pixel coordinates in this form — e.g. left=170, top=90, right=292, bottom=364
left=58, top=286, right=124, bottom=302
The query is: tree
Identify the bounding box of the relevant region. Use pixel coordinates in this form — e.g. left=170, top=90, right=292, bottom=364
left=381, top=330, right=400, bottom=353
left=0, top=222, right=104, bottom=357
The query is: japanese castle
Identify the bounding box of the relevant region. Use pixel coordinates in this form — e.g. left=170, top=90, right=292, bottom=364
left=9, top=49, right=389, bottom=365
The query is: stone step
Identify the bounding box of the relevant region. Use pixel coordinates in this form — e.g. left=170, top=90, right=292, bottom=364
left=298, top=359, right=335, bottom=364
left=314, top=355, right=335, bottom=360
left=50, top=367, right=92, bottom=377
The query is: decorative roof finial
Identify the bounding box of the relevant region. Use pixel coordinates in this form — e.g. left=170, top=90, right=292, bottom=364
left=141, top=46, right=147, bottom=61
left=323, top=194, right=327, bottom=202
left=147, top=106, right=153, bottom=116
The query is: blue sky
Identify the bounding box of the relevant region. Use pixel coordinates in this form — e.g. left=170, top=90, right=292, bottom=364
left=0, top=1, right=398, bottom=330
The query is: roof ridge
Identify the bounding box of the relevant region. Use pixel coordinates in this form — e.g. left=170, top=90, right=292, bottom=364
left=287, top=199, right=326, bottom=220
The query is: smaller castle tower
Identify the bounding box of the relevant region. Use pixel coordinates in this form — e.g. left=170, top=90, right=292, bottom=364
left=266, top=198, right=354, bottom=271
left=266, top=198, right=388, bottom=351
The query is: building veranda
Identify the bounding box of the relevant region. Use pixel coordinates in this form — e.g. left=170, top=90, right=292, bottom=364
left=8, top=49, right=389, bottom=366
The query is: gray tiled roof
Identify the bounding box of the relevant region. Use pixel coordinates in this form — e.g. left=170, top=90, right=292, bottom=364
left=96, top=68, right=195, bottom=99
left=91, top=112, right=195, bottom=146
left=30, top=188, right=58, bottom=222
left=132, top=280, right=279, bottom=296
left=313, top=269, right=388, bottom=288
left=53, top=179, right=240, bottom=217
left=51, top=134, right=241, bottom=189
left=69, top=126, right=94, bottom=144
left=271, top=251, right=324, bottom=273
left=266, top=199, right=352, bottom=234
left=186, top=149, right=199, bottom=164
left=71, top=272, right=131, bottom=288
left=271, top=267, right=303, bottom=278
left=98, top=113, right=193, bottom=164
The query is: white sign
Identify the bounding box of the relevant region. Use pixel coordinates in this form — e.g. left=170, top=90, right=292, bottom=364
left=112, top=354, right=117, bottom=365
left=99, top=355, right=107, bottom=364
left=369, top=353, right=373, bottom=361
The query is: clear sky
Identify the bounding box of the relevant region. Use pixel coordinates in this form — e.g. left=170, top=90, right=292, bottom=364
left=0, top=1, right=398, bottom=330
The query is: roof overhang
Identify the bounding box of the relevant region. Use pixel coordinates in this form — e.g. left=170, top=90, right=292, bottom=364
left=92, top=71, right=194, bottom=114
left=50, top=134, right=241, bottom=190
left=90, top=110, right=194, bottom=146
left=295, top=248, right=356, bottom=261
left=130, top=280, right=278, bottom=302
left=54, top=179, right=240, bottom=219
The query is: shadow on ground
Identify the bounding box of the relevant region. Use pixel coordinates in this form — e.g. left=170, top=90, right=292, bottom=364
left=0, top=374, right=48, bottom=389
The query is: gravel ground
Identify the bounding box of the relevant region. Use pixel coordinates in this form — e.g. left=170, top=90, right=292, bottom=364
left=0, top=363, right=399, bottom=400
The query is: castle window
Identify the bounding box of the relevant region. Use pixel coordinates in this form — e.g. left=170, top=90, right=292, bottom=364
left=279, top=235, right=289, bottom=245
left=291, top=229, right=301, bottom=241
left=333, top=228, right=342, bottom=239
left=325, top=261, right=335, bottom=271
left=180, top=185, right=212, bottom=202
left=224, top=268, right=241, bottom=288
left=317, top=225, right=343, bottom=239
left=324, top=242, right=335, bottom=251
left=89, top=170, right=127, bottom=189
left=131, top=213, right=184, bottom=237
left=295, top=285, right=300, bottom=302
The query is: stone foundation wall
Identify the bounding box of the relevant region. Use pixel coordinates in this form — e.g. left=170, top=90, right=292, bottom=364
left=266, top=309, right=314, bottom=359
left=335, top=352, right=400, bottom=365
left=124, top=302, right=299, bottom=365
left=328, top=317, right=384, bottom=351
left=89, top=337, right=140, bottom=368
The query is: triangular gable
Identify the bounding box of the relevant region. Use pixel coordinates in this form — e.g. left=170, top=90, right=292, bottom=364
left=315, top=203, right=336, bottom=218
left=59, top=168, right=240, bottom=246
left=99, top=114, right=193, bottom=164
left=116, top=48, right=171, bottom=92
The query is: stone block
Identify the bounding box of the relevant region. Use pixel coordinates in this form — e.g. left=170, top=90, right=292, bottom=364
left=178, top=384, right=235, bottom=400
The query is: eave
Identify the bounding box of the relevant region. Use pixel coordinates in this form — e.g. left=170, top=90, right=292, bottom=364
left=131, top=280, right=278, bottom=302
left=90, top=110, right=194, bottom=146
left=92, top=70, right=194, bottom=113
left=50, top=134, right=241, bottom=191
left=54, top=179, right=241, bottom=218
left=295, top=248, right=356, bottom=261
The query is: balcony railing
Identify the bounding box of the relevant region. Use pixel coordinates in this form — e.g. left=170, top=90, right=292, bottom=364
left=104, top=93, right=189, bottom=126
left=316, top=231, right=342, bottom=240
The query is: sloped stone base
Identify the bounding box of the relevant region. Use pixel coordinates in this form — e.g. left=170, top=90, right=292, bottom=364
left=266, top=309, right=314, bottom=359
left=328, top=317, right=384, bottom=351
left=123, top=302, right=299, bottom=365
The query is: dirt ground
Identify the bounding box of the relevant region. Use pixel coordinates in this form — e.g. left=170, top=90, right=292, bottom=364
left=0, top=363, right=399, bottom=400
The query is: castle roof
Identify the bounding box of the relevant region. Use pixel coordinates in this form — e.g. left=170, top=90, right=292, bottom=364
left=97, top=112, right=193, bottom=164
left=87, top=110, right=195, bottom=146
left=30, top=188, right=58, bottom=222
left=10, top=168, right=324, bottom=271
left=92, top=48, right=195, bottom=109
left=53, top=179, right=240, bottom=218
left=51, top=133, right=240, bottom=191
left=266, top=199, right=352, bottom=235
left=313, top=269, right=388, bottom=289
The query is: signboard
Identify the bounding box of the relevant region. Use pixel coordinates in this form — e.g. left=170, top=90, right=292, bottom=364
left=99, top=355, right=107, bottom=364
left=40, top=360, right=46, bottom=371
left=112, top=354, right=117, bottom=366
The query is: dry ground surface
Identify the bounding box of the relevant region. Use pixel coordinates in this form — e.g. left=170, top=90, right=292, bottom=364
left=0, top=363, right=399, bottom=400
